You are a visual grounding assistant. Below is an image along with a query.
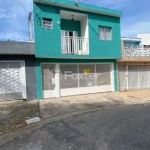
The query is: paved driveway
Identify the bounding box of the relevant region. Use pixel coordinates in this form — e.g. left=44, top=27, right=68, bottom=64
left=1, top=104, right=150, bottom=150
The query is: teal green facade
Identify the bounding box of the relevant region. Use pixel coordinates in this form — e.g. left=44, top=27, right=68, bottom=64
left=33, top=0, right=122, bottom=99
left=33, top=2, right=122, bottom=59
left=61, top=19, right=81, bottom=36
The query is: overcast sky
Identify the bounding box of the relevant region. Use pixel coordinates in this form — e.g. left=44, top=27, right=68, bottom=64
left=0, top=0, right=150, bottom=41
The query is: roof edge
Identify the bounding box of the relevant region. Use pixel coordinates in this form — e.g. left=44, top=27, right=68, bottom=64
left=33, top=0, right=123, bottom=17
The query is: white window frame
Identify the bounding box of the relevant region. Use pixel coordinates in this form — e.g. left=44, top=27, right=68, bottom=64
left=99, top=26, right=112, bottom=41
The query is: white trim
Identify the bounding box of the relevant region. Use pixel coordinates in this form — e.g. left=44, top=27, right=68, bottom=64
left=22, top=61, right=27, bottom=99
left=77, top=64, right=79, bottom=88
left=126, top=65, right=128, bottom=91
left=55, top=63, right=60, bottom=97
left=61, top=85, right=112, bottom=97
left=111, top=63, right=115, bottom=91
left=43, top=90, right=56, bottom=98
left=137, top=65, right=140, bottom=89
left=121, top=37, right=142, bottom=42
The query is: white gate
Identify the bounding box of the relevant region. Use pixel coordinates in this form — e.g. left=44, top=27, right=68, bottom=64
left=42, top=64, right=56, bottom=98
left=60, top=64, right=113, bottom=97
left=0, top=61, right=26, bottom=100
left=42, top=63, right=114, bottom=98
left=118, top=65, right=150, bottom=91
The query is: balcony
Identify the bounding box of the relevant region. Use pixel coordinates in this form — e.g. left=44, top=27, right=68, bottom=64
left=123, top=45, right=150, bottom=56
left=60, top=10, right=89, bottom=56
left=61, top=36, right=89, bottom=55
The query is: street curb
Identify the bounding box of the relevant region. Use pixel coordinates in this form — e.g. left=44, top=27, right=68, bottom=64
left=0, top=105, right=118, bottom=147
left=1, top=99, right=150, bottom=146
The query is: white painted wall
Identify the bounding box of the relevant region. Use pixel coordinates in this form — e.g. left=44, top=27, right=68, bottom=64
left=137, top=34, right=150, bottom=45
left=80, top=15, right=89, bottom=54
left=80, top=15, right=89, bottom=39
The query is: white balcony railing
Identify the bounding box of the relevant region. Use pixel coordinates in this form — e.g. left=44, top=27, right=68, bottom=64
left=61, top=37, right=89, bottom=55
left=124, top=45, right=150, bottom=56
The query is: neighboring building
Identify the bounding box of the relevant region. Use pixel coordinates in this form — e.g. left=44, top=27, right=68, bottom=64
left=137, top=34, right=150, bottom=51
left=0, top=41, right=37, bottom=101
left=33, top=0, right=123, bottom=99
left=118, top=35, right=150, bottom=91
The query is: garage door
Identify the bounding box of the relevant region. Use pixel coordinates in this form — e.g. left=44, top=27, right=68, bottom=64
left=118, top=65, right=150, bottom=91
left=0, top=61, right=26, bottom=100
left=41, top=64, right=114, bottom=98
left=60, top=64, right=113, bottom=96
left=42, top=63, right=113, bottom=98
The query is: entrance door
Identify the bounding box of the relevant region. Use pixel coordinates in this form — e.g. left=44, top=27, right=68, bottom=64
left=42, top=64, right=56, bottom=98
left=0, top=61, right=26, bottom=101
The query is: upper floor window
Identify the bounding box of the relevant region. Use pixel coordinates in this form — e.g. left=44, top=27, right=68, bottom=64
left=99, top=26, right=112, bottom=41
left=42, top=18, right=53, bottom=29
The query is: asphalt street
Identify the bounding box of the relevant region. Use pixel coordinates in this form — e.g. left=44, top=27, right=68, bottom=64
left=1, top=104, right=150, bottom=150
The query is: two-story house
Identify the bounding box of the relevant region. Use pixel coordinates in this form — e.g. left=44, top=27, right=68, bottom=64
left=33, top=0, right=123, bottom=99
left=118, top=34, right=150, bottom=91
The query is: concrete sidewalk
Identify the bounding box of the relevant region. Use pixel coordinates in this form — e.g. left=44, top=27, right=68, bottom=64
left=39, top=89, right=150, bottom=119
left=0, top=100, right=39, bottom=136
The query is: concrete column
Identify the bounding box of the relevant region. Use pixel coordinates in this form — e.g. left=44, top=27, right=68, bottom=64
left=55, top=64, right=60, bottom=98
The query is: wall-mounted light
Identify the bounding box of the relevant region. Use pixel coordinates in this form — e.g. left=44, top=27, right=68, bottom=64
left=71, top=15, right=74, bottom=21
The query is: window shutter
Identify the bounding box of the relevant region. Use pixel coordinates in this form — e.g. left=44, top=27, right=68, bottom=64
left=42, top=18, right=53, bottom=29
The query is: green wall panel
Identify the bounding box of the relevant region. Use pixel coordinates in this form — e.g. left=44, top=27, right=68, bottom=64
left=61, top=19, right=81, bottom=36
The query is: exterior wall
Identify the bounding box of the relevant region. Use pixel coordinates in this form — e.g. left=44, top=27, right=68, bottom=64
left=137, top=34, right=150, bottom=45
left=61, top=19, right=81, bottom=36
left=0, top=41, right=34, bottom=55
left=34, top=3, right=121, bottom=59
left=0, top=55, right=37, bottom=100
left=36, top=58, right=118, bottom=99
left=88, top=13, right=121, bottom=58
left=117, top=40, right=150, bottom=62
